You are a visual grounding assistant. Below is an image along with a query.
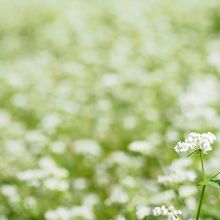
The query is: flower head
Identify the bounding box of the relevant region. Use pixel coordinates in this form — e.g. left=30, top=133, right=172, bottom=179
left=174, top=132, right=216, bottom=154
left=136, top=206, right=151, bottom=219
left=152, top=205, right=182, bottom=220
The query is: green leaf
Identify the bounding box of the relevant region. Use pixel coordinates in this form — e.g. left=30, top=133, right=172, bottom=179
left=210, top=179, right=220, bottom=188
left=198, top=179, right=220, bottom=189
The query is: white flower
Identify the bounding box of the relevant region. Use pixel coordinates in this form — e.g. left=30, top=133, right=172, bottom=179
left=136, top=206, right=151, bottom=219
left=178, top=185, right=197, bottom=198
left=158, top=171, right=196, bottom=185
left=1, top=185, right=20, bottom=204
left=151, top=190, right=175, bottom=204
left=208, top=51, right=220, bottom=66
left=153, top=205, right=182, bottom=220
left=174, top=132, right=216, bottom=154
left=45, top=205, right=94, bottom=220
left=73, top=178, right=88, bottom=190
left=115, top=215, right=126, bottom=220
left=105, top=187, right=129, bottom=205
left=157, top=158, right=196, bottom=185
left=73, top=139, right=102, bottom=156
left=17, top=157, right=69, bottom=191
left=43, top=178, right=69, bottom=191
left=128, top=141, right=153, bottom=155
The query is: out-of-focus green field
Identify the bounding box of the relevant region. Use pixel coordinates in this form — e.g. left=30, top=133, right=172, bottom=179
left=1, top=0, right=220, bottom=219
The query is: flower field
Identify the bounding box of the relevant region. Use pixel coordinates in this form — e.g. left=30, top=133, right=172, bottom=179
left=1, top=0, right=220, bottom=219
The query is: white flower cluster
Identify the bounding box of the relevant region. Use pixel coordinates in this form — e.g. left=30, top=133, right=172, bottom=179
left=105, top=187, right=129, bottom=205
left=136, top=206, right=151, bottom=219
left=157, top=158, right=196, bottom=185
left=158, top=171, right=196, bottom=185
left=128, top=141, right=153, bottom=155
left=17, top=157, right=69, bottom=191
left=73, top=139, right=102, bottom=156
left=174, top=132, right=216, bottom=153
left=1, top=185, right=20, bottom=205
left=45, top=205, right=94, bottom=220
left=153, top=205, right=182, bottom=220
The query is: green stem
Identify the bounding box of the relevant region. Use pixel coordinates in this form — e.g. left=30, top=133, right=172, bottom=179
left=196, top=186, right=206, bottom=220
left=196, top=150, right=206, bottom=220
left=200, top=151, right=205, bottom=181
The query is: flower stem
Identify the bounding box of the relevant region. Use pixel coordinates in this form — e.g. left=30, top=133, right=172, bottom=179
left=196, top=185, right=206, bottom=220
left=196, top=150, right=206, bottom=220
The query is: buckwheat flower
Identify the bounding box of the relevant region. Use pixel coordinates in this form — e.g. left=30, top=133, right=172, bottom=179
left=0, top=110, right=11, bottom=128
left=73, top=178, right=88, bottom=190
left=178, top=185, right=197, bottom=198
left=153, top=205, right=182, bottom=220
left=174, top=132, right=216, bottom=154
left=45, top=205, right=95, bottom=220
left=136, top=206, right=151, bottom=219
left=157, top=158, right=196, bottom=185
left=158, top=170, right=196, bottom=185
left=1, top=185, right=20, bottom=204
left=151, top=190, right=175, bottom=204
left=43, top=178, right=69, bottom=191
left=128, top=141, right=153, bottom=155
left=208, top=51, right=220, bottom=66
left=24, top=196, right=37, bottom=209
left=105, top=187, right=129, bottom=205
left=73, top=139, right=102, bottom=156
left=115, top=215, right=126, bottom=220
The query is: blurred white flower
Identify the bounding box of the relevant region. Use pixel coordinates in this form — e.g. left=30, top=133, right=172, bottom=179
left=101, top=74, right=121, bottom=87
left=115, top=215, right=126, bottom=220
left=185, top=197, right=197, bottom=211
left=136, top=206, right=151, bottom=219
left=158, top=171, right=196, bottom=186
left=122, top=176, right=136, bottom=187
left=151, top=190, right=175, bottom=204
left=106, top=187, right=129, bottom=205
left=83, top=194, right=99, bottom=206
left=50, top=141, right=66, bottom=154
left=45, top=205, right=94, bottom=220
left=178, top=185, right=197, bottom=198
left=208, top=51, right=220, bottom=66
left=73, top=178, right=88, bottom=190
left=0, top=110, right=11, bottom=128
left=44, top=178, right=69, bottom=191
left=1, top=185, right=20, bottom=204
left=24, top=196, right=37, bottom=209
left=45, top=207, right=72, bottom=220
left=41, top=113, right=61, bottom=131
left=158, top=158, right=196, bottom=185
left=128, top=141, right=153, bottom=155
left=17, top=157, right=69, bottom=191
left=73, top=139, right=102, bottom=156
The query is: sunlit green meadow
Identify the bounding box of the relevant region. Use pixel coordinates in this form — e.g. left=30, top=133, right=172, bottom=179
left=1, top=0, right=220, bottom=219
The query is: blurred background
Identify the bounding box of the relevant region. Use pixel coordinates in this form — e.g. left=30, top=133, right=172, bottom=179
left=1, top=0, right=220, bottom=219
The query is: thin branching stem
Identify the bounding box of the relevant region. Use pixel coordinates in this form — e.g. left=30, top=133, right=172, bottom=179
left=196, top=150, right=206, bottom=220
left=210, top=170, right=220, bottom=180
